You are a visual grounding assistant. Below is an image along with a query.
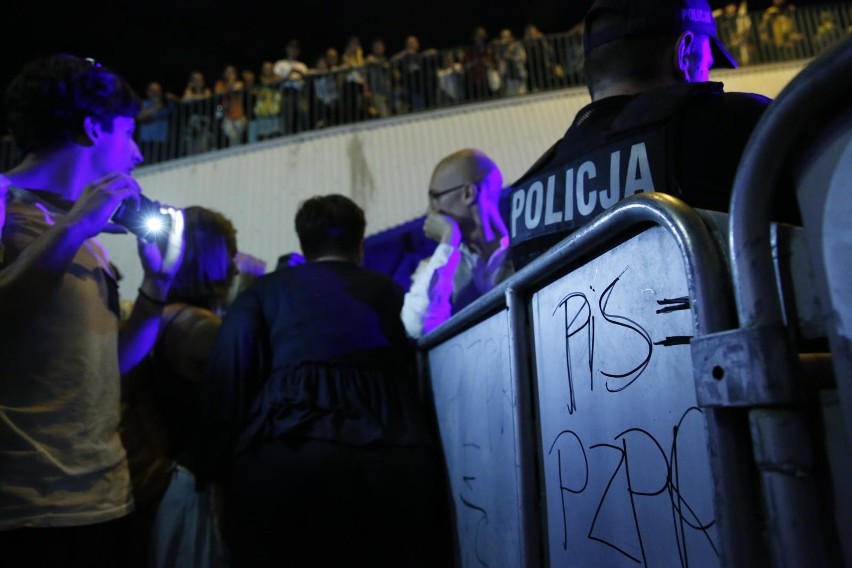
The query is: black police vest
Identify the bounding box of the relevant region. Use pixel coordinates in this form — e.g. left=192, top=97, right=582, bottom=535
left=509, top=82, right=725, bottom=269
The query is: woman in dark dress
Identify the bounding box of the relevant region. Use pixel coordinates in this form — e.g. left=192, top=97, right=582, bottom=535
left=198, top=195, right=452, bottom=567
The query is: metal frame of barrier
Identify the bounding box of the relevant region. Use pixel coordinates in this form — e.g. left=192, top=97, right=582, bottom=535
left=692, top=35, right=852, bottom=568
left=420, top=193, right=761, bottom=567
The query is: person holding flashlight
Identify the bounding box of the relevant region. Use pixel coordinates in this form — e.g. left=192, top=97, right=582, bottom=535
left=401, top=148, right=513, bottom=338
left=0, top=54, right=183, bottom=567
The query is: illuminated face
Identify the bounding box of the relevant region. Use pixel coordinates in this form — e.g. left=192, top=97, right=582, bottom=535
left=428, top=164, right=472, bottom=224
left=688, top=35, right=714, bottom=82
left=93, top=116, right=143, bottom=175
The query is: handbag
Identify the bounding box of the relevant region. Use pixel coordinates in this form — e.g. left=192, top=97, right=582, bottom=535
left=150, top=466, right=229, bottom=568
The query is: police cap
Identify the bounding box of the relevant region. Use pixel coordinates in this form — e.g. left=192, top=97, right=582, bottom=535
left=584, top=0, right=738, bottom=69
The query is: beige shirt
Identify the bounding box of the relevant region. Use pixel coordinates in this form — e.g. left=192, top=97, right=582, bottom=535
left=0, top=189, right=133, bottom=529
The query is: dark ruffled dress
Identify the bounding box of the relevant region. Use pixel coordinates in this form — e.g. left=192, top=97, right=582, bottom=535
left=199, top=261, right=451, bottom=567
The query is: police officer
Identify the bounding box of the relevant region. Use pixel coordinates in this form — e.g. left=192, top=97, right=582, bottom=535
left=509, top=0, right=771, bottom=269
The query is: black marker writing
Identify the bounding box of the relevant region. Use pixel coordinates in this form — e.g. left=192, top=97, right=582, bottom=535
left=548, top=407, right=717, bottom=566
left=548, top=430, right=590, bottom=551
left=654, top=336, right=693, bottom=347
left=553, top=293, right=594, bottom=414
left=598, top=270, right=653, bottom=392
left=656, top=297, right=691, bottom=314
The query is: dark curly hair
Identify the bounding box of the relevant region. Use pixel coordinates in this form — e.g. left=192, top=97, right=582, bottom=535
left=295, top=194, right=366, bottom=261
left=3, top=54, right=141, bottom=154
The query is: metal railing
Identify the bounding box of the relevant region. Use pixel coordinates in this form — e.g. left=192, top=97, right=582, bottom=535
left=1, top=2, right=850, bottom=171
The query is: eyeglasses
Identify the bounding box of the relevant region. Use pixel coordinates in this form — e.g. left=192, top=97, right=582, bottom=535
left=428, top=183, right=467, bottom=203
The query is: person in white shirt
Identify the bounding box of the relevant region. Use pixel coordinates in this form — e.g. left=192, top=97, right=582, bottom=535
left=401, top=148, right=513, bottom=338
left=273, top=39, right=309, bottom=88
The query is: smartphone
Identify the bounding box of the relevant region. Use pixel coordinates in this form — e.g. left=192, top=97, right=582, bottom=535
left=112, top=194, right=172, bottom=241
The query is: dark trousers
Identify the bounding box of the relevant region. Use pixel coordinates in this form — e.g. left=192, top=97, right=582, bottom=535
left=0, top=515, right=133, bottom=568
left=224, top=438, right=454, bottom=568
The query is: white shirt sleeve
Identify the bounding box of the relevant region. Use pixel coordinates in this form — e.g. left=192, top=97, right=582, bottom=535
left=400, top=243, right=459, bottom=339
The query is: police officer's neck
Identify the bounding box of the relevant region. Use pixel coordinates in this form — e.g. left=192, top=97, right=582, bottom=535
left=590, top=77, right=684, bottom=102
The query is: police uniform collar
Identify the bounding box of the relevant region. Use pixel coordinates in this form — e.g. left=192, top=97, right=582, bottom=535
left=610, top=81, right=724, bottom=132
left=511, top=82, right=722, bottom=189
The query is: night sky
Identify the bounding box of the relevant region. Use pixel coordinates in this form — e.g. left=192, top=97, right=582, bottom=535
left=0, top=0, right=839, bottom=100
left=3, top=0, right=589, bottom=97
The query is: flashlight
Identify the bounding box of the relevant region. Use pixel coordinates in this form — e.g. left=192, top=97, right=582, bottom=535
left=112, top=194, right=173, bottom=242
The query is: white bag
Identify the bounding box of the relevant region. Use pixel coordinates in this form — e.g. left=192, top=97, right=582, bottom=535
left=487, top=67, right=502, bottom=93
left=150, top=466, right=229, bottom=568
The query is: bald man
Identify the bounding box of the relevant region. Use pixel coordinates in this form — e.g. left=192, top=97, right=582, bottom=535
left=401, top=149, right=513, bottom=338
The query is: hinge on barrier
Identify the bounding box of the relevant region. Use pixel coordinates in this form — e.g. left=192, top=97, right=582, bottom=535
left=691, top=324, right=798, bottom=407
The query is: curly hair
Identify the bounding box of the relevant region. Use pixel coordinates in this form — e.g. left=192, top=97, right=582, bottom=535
left=3, top=54, right=141, bottom=154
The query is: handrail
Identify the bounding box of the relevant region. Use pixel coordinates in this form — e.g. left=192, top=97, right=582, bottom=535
left=729, top=35, right=852, bottom=329
left=2, top=3, right=848, bottom=172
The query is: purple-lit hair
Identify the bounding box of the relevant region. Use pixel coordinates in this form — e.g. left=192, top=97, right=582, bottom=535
left=4, top=54, right=141, bottom=154
left=167, top=206, right=238, bottom=311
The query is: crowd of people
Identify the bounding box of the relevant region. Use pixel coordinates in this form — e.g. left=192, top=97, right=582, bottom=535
left=1, top=2, right=848, bottom=171
left=134, top=25, right=575, bottom=163
left=714, top=0, right=850, bottom=65
left=130, top=1, right=850, bottom=164
left=0, top=0, right=830, bottom=565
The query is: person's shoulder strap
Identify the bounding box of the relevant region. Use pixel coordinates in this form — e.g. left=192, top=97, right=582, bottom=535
left=154, top=303, right=200, bottom=358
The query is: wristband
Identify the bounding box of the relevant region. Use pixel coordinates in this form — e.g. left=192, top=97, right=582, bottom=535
left=137, top=287, right=167, bottom=306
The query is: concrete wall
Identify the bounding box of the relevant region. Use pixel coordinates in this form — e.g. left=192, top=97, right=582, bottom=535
left=103, top=60, right=808, bottom=297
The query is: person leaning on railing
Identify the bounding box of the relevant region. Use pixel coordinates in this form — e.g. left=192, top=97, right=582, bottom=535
left=759, top=0, right=804, bottom=56
left=214, top=65, right=247, bottom=148
left=181, top=70, right=213, bottom=155
left=364, top=39, right=392, bottom=118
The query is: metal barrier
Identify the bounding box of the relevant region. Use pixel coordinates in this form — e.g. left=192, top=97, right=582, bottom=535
left=420, top=193, right=764, bottom=567
left=423, top=186, right=850, bottom=567
left=418, top=34, right=852, bottom=568
left=693, top=34, right=852, bottom=567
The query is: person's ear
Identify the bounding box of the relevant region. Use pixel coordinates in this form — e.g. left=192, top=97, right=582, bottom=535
left=81, top=116, right=101, bottom=146
left=463, top=182, right=478, bottom=206
left=675, top=31, right=695, bottom=80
